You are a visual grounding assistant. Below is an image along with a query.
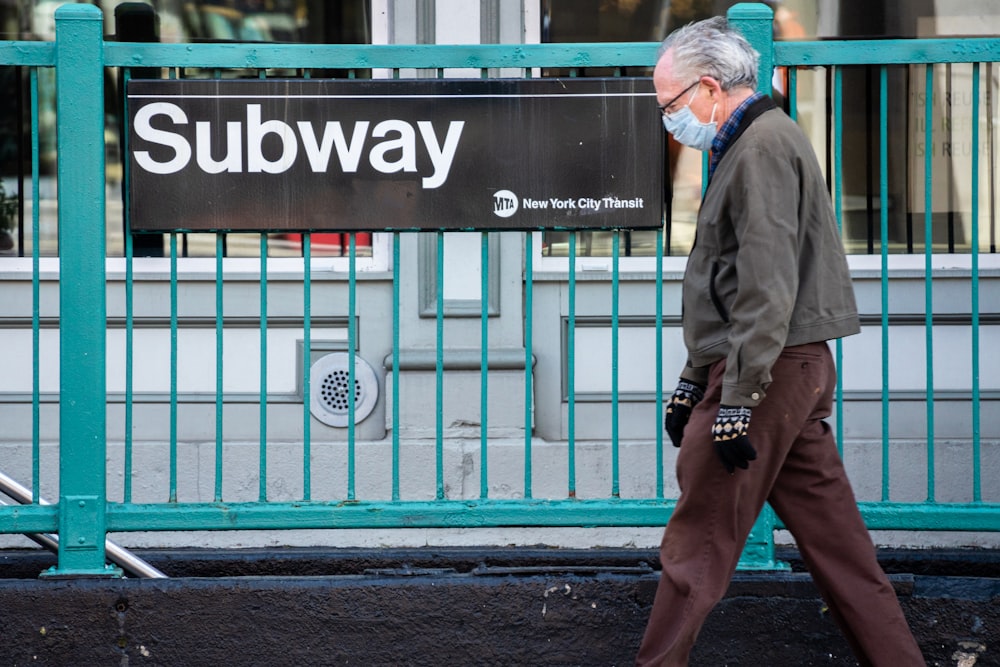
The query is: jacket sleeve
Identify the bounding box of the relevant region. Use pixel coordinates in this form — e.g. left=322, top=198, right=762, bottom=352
left=679, top=360, right=709, bottom=388
left=721, top=129, right=801, bottom=406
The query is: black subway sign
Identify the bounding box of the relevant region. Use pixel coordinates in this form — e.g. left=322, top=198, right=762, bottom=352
left=127, top=78, right=663, bottom=232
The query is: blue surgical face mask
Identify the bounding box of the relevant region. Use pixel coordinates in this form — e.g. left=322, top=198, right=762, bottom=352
left=661, top=85, right=718, bottom=152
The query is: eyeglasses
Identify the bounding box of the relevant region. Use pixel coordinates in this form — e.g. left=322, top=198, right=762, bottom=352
left=658, top=80, right=700, bottom=117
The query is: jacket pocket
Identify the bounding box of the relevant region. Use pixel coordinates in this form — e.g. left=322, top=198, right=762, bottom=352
left=709, top=262, right=730, bottom=324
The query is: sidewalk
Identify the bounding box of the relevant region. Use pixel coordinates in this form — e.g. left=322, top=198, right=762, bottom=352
left=0, top=547, right=996, bottom=666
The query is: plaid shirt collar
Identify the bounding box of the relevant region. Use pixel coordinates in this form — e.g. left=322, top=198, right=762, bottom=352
left=709, top=91, right=765, bottom=176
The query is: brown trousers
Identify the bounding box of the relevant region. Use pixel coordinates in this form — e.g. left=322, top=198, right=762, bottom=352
left=635, top=342, right=925, bottom=667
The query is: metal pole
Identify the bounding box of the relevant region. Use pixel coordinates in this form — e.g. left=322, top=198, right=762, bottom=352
left=52, top=2, right=113, bottom=578
left=727, top=1, right=785, bottom=571
left=0, top=470, right=167, bottom=579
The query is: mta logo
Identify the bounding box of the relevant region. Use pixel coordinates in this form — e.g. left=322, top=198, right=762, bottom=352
left=493, top=190, right=518, bottom=218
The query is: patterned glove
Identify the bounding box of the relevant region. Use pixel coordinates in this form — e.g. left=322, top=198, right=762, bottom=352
left=663, top=380, right=705, bottom=448
left=712, top=405, right=758, bottom=473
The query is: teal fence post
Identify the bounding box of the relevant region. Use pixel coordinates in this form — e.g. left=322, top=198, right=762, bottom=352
left=44, top=4, right=119, bottom=578
left=727, top=2, right=785, bottom=571
left=727, top=2, right=774, bottom=96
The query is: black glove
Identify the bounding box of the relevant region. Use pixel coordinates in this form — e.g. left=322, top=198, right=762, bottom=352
left=712, top=405, right=757, bottom=473
left=664, top=380, right=705, bottom=448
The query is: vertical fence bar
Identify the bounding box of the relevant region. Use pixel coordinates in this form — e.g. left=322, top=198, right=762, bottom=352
left=480, top=231, right=489, bottom=499
left=348, top=233, right=357, bottom=501
left=436, top=231, right=444, bottom=500
left=212, top=54, right=227, bottom=491
left=833, top=66, right=846, bottom=457
left=14, top=64, right=23, bottom=257
left=970, top=63, right=982, bottom=502
left=903, top=65, right=915, bottom=254
left=169, top=234, right=178, bottom=502
left=48, top=4, right=117, bottom=577
left=30, top=67, right=40, bottom=504
left=392, top=233, right=401, bottom=501
left=866, top=66, right=876, bottom=254
left=654, top=228, right=664, bottom=498
left=880, top=65, right=891, bottom=502
left=923, top=64, right=936, bottom=501
left=988, top=62, right=997, bottom=254
left=610, top=231, right=620, bottom=498
left=302, top=234, right=312, bottom=501
left=787, top=67, right=797, bottom=121
left=524, top=52, right=537, bottom=501
left=124, top=218, right=134, bottom=503
left=120, top=67, right=135, bottom=503
left=215, top=234, right=224, bottom=501
left=259, top=234, right=268, bottom=501
left=524, top=232, right=534, bottom=499
left=567, top=231, right=576, bottom=497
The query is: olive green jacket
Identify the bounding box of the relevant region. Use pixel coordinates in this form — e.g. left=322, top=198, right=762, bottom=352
left=679, top=97, right=860, bottom=406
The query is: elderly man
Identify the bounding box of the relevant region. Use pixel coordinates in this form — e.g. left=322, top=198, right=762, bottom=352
left=636, top=16, right=925, bottom=667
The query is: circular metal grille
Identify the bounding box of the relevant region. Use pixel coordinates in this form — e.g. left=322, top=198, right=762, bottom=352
left=319, top=368, right=363, bottom=414
left=308, top=352, right=379, bottom=427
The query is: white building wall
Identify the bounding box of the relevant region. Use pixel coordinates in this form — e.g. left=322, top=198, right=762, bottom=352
left=1, top=0, right=997, bottom=551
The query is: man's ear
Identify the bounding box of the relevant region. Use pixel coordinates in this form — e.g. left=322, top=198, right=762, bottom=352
left=700, top=75, right=723, bottom=100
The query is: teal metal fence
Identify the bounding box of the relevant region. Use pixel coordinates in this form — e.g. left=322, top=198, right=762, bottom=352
left=0, top=3, right=997, bottom=577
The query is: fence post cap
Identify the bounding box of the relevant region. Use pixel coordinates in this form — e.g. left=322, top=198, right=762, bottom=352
left=55, top=3, right=103, bottom=21
left=727, top=2, right=774, bottom=20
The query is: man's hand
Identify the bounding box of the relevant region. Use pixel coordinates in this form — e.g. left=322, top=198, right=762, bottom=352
left=664, top=380, right=705, bottom=448
left=712, top=405, right=757, bottom=473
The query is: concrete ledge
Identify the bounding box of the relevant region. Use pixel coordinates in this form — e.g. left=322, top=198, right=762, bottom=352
left=0, top=547, right=996, bottom=666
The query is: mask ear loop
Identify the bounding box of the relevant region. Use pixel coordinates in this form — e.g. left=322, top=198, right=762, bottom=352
left=698, top=77, right=720, bottom=125
left=685, top=82, right=701, bottom=107
left=688, top=81, right=718, bottom=126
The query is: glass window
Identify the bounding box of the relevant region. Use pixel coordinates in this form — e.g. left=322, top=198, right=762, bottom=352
left=541, top=0, right=1000, bottom=257
left=0, top=0, right=373, bottom=259
left=540, top=0, right=672, bottom=259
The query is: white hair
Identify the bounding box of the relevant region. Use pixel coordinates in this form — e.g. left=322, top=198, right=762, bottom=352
left=658, top=16, right=759, bottom=91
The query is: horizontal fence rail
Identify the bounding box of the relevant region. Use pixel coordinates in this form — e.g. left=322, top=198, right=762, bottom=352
left=0, top=3, right=997, bottom=577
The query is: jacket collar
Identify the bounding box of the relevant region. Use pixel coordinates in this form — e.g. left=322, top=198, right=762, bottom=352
left=706, top=94, right=779, bottom=189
